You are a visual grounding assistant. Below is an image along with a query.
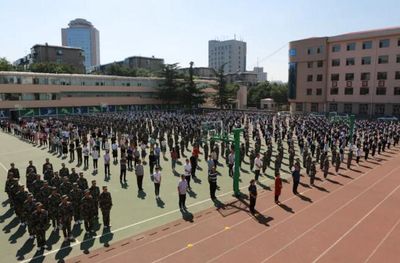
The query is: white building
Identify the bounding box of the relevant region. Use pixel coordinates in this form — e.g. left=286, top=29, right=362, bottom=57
left=252, top=67, right=268, bottom=82
left=208, top=39, right=246, bottom=74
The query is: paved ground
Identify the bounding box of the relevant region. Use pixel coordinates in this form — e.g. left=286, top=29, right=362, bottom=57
left=0, top=130, right=295, bottom=263
left=68, top=147, right=400, bottom=263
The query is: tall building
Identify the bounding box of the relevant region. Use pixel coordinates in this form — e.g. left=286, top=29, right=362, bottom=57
left=14, top=43, right=85, bottom=73
left=288, top=27, right=400, bottom=116
left=208, top=39, right=246, bottom=74
left=62, top=18, right=100, bottom=71
left=252, top=67, right=268, bottom=82
left=94, top=56, right=164, bottom=74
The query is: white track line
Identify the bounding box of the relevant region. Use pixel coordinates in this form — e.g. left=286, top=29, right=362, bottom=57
left=364, top=216, right=400, bottom=263
left=312, top=183, right=400, bottom=263
left=153, top=159, right=399, bottom=263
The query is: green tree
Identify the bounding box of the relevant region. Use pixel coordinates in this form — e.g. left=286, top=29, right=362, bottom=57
left=29, top=62, right=80, bottom=74
left=157, top=63, right=182, bottom=104
left=270, top=82, right=288, bottom=104
left=0, top=58, right=14, bottom=71
left=212, top=65, right=238, bottom=109
left=182, top=61, right=206, bottom=108
left=247, top=81, right=271, bottom=107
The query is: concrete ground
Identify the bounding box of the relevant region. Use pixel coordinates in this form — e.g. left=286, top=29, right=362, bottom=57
left=0, top=130, right=296, bottom=263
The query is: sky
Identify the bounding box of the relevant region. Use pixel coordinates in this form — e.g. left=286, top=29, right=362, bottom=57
left=0, top=0, right=399, bottom=81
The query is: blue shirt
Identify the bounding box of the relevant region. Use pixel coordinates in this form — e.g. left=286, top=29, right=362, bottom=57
left=292, top=170, right=300, bottom=182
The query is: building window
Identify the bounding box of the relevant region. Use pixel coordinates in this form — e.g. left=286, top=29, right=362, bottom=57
left=379, top=39, right=390, bottom=48
left=329, top=103, right=338, bottom=112
left=345, top=87, right=354, bottom=95
left=393, top=104, right=400, bottom=115
left=347, top=43, right=356, bottom=51
left=307, top=62, right=313, bottom=68
left=316, top=46, right=323, bottom=54
left=307, top=48, right=313, bottom=55
left=317, top=61, right=323, bottom=67
left=361, top=72, right=370, bottom=81
left=296, top=103, right=303, bottom=111
left=394, top=87, right=400, bottom=95
left=316, top=88, right=322, bottom=95
left=317, top=74, right=323, bottom=81
left=331, top=74, right=339, bottom=81
left=332, top=59, right=340, bottom=67
left=332, top=44, right=341, bottom=52
left=375, top=104, right=385, bottom=115
left=306, top=89, right=312, bottom=95
left=378, top=55, right=389, bottom=64
left=330, top=88, right=339, bottom=95
left=307, top=75, right=313, bottom=82
left=345, top=73, right=354, bottom=81
left=361, top=56, right=371, bottom=65
left=397, top=55, right=400, bottom=63
left=344, top=104, right=353, bottom=113
left=395, top=71, right=400, bottom=80
left=376, top=87, right=387, bottom=95
left=289, top=48, right=297, bottom=56
left=311, top=103, right=319, bottom=112
left=377, top=72, right=387, bottom=80
left=359, top=104, right=369, bottom=115
left=346, top=58, right=355, bottom=66
left=398, top=39, right=400, bottom=46
left=360, top=87, right=369, bottom=95
left=362, top=41, right=372, bottom=49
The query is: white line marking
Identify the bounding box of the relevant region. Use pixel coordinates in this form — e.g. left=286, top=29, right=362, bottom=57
left=312, top=184, right=400, bottom=262
left=364, top=216, right=400, bottom=263
left=153, top=160, right=400, bottom=263
left=0, top=161, right=7, bottom=172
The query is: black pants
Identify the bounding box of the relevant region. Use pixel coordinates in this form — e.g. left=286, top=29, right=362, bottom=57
left=137, top=176, right=143, bottom=191
left=310, top=175, right=315, bottom=185
left=228, top=164, right=234, bottom=177
left=93, top=159, right=98, bottom=169
left=209, top=181, right=217, bottom=199
left=255, top=170, right=260, bottom=181
left=36, top=229, right=46, bottom=247
left=101, top=209, right=110, bottom=227
left=274, top=194, right=280, bottom=202
left=84, top=217, right=94, bottom=231
left=128, top=158, right=133, bottom=170
left=62, top=220, right=72, bottom=238
left=73, top=206, right=80, bottom=222
left=84, top=156, right=89, bottom=168
left=104, top=164, right=110, bottom=175
left=77, top=154, right=82, bottom=165
left=120, top=169, right=126, bottom=182
left=249, top=196, right=256, bottom=213
left=154, top=183, right=160, bottom=196
left=185, top=175, right=191, bottom=189
left=293, top=180, right=299, bottom=194
left=179, top=194, right=186, bottom=208
left=70, top=151, right=75, bottom=161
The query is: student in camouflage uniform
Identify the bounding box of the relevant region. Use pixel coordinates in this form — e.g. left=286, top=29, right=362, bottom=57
left=347, top=149, right=353, bottom=169
left=59, top=195, right=74, bottom=241
left=31, top=174, right=44, bottom=200
left=14, top=185, right=28, bottom=225
left=68, top=168, right=79, bottom=183
left=249, top=150, right=255, bottom=171
left=50, top=171, right=62, bottom=190
left=39, top=181, right=52, bottom=208
left=310, top=161, right=317, bottom=186
left=77, top=172, right=88, bottom=191
left=80, top=190, right=96, bottom=233
left=32, top=202, right=49, bottom=251
left=335, top=154, right=341, bottom=175
left=47, top=187, right=61, bottom=231
left=23, top=194, right=36, bottom=239
left=59, top=163, right=69, bottom=178
left=69, top=183, right=83, bottom=225
left=89, top=180, right=100, bottom=218
left=323, top=157, right=330, bottom=178
left=99, top=186, right=113, bottom=228
left=306, top=154, right=312, bottom=176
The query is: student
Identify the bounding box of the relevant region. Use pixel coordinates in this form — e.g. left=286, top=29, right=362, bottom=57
left=153, top=167, right=162, bottom=199
left=177, top=175, right=188, bottom=210
left=274, top=172, right=282, bottom=204
left=248, top=179, right=257, bottom=214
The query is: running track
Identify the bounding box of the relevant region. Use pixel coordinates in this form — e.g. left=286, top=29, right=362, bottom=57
left=69, top=148, right=400, bottom=263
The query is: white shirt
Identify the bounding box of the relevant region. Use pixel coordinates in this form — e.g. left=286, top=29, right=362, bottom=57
left=92, top=150, right=99, bottom=159
left=184, top=163, right=192, bottom=175
left=153, top=172, right=161, bottom=183
left=255, top=157, right=262, bottom=171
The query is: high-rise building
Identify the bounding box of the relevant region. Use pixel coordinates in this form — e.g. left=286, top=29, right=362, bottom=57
left=288, top=27, right=400, bottom=116
left=208, top=39, right=246, bottom=74
left=252, top=67, right=268, bottom=82
left=62, top=18, right=100, bottom=71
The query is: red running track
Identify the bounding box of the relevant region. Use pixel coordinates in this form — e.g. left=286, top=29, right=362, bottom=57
left=69, top=148, right=400, bottom=263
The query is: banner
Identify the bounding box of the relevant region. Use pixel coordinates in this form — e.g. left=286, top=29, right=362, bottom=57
left=58, top=107, right=73, bottom=115
left=40, top=107, right=57, bottom=116
left=116, top=105, right=128, bottom=112
left=101, top=105, right=115, bottom=112
left=73, top=106, right=88, bottom=114
left=89, top=106, right=101, bottom=113
left=20, top=108, right=38, bottom=117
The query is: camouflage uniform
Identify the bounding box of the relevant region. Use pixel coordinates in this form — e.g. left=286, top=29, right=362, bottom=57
left=99, top=190, right=113, bottom=227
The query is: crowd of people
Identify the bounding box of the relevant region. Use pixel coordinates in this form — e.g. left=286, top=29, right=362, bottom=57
left=1, top=110, right=399, bottom=251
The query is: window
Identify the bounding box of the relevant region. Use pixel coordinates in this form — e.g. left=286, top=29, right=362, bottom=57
left=397, top=55, right=400, bottom=63
left=398, top=39, right=400, bottom=46
left=376, top=87, right=387, bottom=95
left=316, top=88, right=322, bottom=95
left=346, top=58, right=355, bottom=66
left=345, top=73, right=354, bottom=81
left=347, top=43, right=356, bottom=51
left=296, top=103, right=303, bottom=111
left=307, top=62, right=313, bottom=68
left=360, top=87, right=369, bottom=95
left=345, top=87, right=354, bottom=95
left=362, top=41, right=372, bottom=49
left=362, top=56, right=371, bottom=65
left=361, top=72, right=370, bottom=81
left=317, top=61, right=323, bottom=67
left=317, top=74, right=323, bottom=81
left=316, top=46, right=323, bottom=54
left=377, top=72, right=387, bottom=80
left=378, top=55, right=389, bottom=64
left=331, top=74, right=339, bottom=81
left=311, top=103, right=319, bottom=112
left=332, top=59, right=340, bottom=67
left=289, top=48, right=297, bottom=56
left=330, top=88, right=339, bottom=95
left=307, top=48, right=313, bottom=55
left=395, top=71, right=400, bottom=80
left=379, top=39, right=390, bottom=48
left=306, top=89, right=312, bottom=95
left=332, top=44, right=341, bottom=52
left=56, top=50, right=63, bottom=55
left=393, top=104, right=400, bottom=115
left=329, top=103, right=338, bottom=112
left=307, top=75, right=313, bottom=82
left=344, top=104, right=353, bottom=113
left=375, top=104, right=385, bottom=115
left=359, top=104, right=369, bottom=115
left=33, top=78, right=39, bottom=85
left=394, top=87, right=400, bottom=95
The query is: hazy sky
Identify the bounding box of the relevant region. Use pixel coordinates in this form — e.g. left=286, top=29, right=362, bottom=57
left=1, top=0, right=399, bottom=81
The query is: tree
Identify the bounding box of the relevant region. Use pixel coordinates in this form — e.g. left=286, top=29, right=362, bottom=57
left=157, top=63, right=182, bottom=104
left=182, top=62, right=206, bottom=108
left=270, top=82, right=288, bottom=104
left=212, top=65, right=238, bottom=109
left=29, top=62, right=80, bottom=74
left=247, top=81, right=271, bottom=107
left=0, top=58, right=14, bottom=71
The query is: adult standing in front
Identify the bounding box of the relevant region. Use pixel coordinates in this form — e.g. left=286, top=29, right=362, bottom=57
left=135, top=159, right=144, bottom=192
left=99, top=186, right=113, bottom=228
left=83, top=144, right=90, bottom=169
left=92, top=146, right=99, bottom=174
left=120, top=156, right=127, bottom=184
left=254, top=153, right=262, bottom=183
left=208, top=167, right=218, bottom=200
left=292, top=163, right=301, bottom=195
left=32, top=202, right=49, bottom=251
left=59, top=195, right=74, bottom=241
left=177, top=175, right=188, bottom=210
left=153, top=167, right=162, bottom=199
left=89, top=180, right=100, bottom=219
left=104, top=150, right=111, bottom=178
left=184, top=159, right=192, bottom=190
left=248, top=179, right=257, bottom=214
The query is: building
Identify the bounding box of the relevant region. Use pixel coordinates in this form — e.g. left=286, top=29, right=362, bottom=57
left=225, top=71, right=258, bottom=86
left=208, top=39, right=246, bottom=74
left=0, top=71, right=225, bottom=119
left=260, top=98, right=276, bottom=111
left=14, top=44, right=85, bottom=73
left=252, top=67, right=268, bottom=82
left=95, top=56, right=164, bottom=74
left=288, top=27, right=400, bottom=116
left=62, top=18, right=100, bottom=71
left=178, top=67, right=216, bottom=78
